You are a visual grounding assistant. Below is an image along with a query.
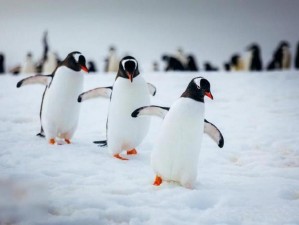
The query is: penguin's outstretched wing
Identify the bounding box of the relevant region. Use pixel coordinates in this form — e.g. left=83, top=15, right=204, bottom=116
left=78, top=86, right=113, bottom=102
left=131, top=105, right=170, bottom=119
left=204, top=119, right=224, bottom=148
left=147, top=83, right=157, bottom=96
left=16, top=75, right=53, bottom=88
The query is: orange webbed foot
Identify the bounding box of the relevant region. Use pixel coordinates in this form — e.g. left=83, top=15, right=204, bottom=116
left=127, top=149, right=137, bottom=155
left=65, top=139, right=71, bottom=144
left=49, top=138, right=55, bottom=145
left=114, top=154, right=129, bottom=160
left=153, top=176, right=162, bottom=186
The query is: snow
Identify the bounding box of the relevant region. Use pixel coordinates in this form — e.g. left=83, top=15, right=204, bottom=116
left=1, top=71, right=299, bottom=225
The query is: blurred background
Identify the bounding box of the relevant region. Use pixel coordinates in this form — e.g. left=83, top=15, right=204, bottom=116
left=0, top=0, right=299, bottom=73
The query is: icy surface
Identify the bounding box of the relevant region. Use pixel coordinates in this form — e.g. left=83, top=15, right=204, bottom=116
left=0, top=71, right=299, bottom=224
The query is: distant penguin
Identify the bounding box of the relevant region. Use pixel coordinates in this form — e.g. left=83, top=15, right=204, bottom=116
left=247, top=44, right=262, bottom=71
left=0, top=53, right=5, bottom=74
left=204, top=62, right=218, bottom=72
left=17, top=51, right=89, bottom=144
left=175, top=48, right=188, bottom=68
left=295, top=42, right=299, bottom=69
left=35, top=31, right=49, bottom=73
left=42, top=52, right=58, bottom=74
left=104, top=46, right=119, bottom=73
left=224, top=62, right=231, bottom=71
left=267, top=52, right=280, bottom=70
left=131, top=77, right=224, bottom=188
left=186, top=55, right=199, bottom=71
left=230, top=54, right=245, bottom=71
left=21, top=52, right=36, bottom=74
left=162, top=55, right=185, bottom=71
left=78, top=56, right=157, bottom=160
left=267, top=41, right=291, bottom=70
left=88, top=61, right=97, bottom=72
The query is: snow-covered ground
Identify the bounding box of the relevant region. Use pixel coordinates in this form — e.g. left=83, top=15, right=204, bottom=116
left=0, top=71, right=299, bottom=225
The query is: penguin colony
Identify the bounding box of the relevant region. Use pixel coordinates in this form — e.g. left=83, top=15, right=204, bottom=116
left=16, top=52, right=224, bottom=188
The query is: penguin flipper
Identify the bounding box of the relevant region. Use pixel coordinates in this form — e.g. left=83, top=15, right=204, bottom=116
left=78, top=86, right=113, bottom=102
left=147, top=83, right=157, bottom=96
left=131, top=105, right=170, bottom=119
left=16, top=74, right=53, bottom=88
left=204, top=119, right=224, bottom=148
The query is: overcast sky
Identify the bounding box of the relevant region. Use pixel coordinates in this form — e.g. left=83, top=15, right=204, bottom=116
left=1, top=0, right=299, bottom=70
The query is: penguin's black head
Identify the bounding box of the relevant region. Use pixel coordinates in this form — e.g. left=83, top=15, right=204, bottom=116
left=63, top=51, right=89, bottom=73
left=231, top=54, right=240, bottom=67
left=181, top=77, right=213, bottom=102
left=117, top=56, right=139, bottom=82
left=162, top=55, right=169, bottom=61
left=279, top=41, right=290, bottom=49
left=247, top=44, right=260, bottom=54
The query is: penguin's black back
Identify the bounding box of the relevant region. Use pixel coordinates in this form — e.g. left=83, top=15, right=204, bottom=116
left=250, top=45, right=262, bottom=71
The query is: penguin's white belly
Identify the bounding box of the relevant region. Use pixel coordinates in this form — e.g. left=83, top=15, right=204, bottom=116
left=151, top=98, right=205, bottom=187
left=108, top=76, right=150, bottom=154
left=42, top=67, right=83, bottom=138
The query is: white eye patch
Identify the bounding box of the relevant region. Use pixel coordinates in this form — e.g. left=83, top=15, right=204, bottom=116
left=194, top=77, right=203, bottom=88
left=73, top=53, right=82, bottom=63
left=121, top=59, right=137, bottom=70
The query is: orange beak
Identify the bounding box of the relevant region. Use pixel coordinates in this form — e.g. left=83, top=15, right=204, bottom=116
left=205, top=91, right=213, bottom=100
left=80, top=65, right=89, bottom=73
left=126, top=72, right=133, bottom=82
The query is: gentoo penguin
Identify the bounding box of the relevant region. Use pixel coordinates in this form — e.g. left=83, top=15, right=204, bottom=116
left=88, top=61, right=97, bottom=72
left=131, top=77, right=224, bottom=188
left=17, top=51, right=89, bottom=144
left=230, top=54, right=245, bottom=71
left=21, top=52, right=36, bottom=74
left=104, top=46, right=119, bottom=73
left=162, top=55, right=185, bottom=71
left=175, top=48, right=188, bottom=68
left=204, top=62, right=218, bottom=72
left=186, top=55, right=199, bottom=71
left=267, top=41, right=291, bottom=70
left=78, top=56, right=156, bottom=160
left=247, top=44, right=262, bottom=71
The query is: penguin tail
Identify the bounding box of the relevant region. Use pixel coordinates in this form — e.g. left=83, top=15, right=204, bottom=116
left=93, top=140, right=107, bottom=147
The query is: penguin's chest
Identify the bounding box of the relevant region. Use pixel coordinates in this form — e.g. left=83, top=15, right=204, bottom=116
left=43, top=67, right=83, bottom=126
left=108, top=77, right=150, bottom=148
left=109, top=77, right=150, bottom=123
left=160, top=98, right=205, bottom=150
